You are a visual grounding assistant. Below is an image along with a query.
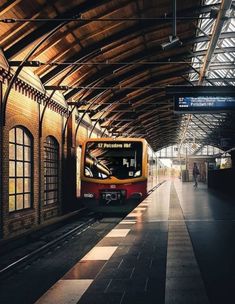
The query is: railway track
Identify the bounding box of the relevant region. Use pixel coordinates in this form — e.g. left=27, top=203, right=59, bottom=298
left=0, top=180, right=166, bottom=280
left=0, top=217, right=96, bottom=279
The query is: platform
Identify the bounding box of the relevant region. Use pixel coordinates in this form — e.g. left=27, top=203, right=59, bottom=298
left=35, top=179, right=235, bottom=304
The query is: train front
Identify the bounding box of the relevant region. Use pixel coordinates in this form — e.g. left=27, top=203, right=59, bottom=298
left=81, top=139, right=147, bottom=204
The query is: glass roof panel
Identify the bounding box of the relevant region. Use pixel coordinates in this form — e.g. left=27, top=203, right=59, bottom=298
left=175, top=0, right=235, bottom=152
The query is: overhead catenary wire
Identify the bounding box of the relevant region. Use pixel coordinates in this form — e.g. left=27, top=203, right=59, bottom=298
left=9, top=60, right=235, bottom=66
left=1, top=16, right=233, bottom=23
left=45, top=85, right=173, bottom=90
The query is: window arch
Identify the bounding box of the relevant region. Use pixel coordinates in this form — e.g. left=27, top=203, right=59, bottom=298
left=9, top=126, right=33, bottom=212
left=44, top=136, right=59, bottom=205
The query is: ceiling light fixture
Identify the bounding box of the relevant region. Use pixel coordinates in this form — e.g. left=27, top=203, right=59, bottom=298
left=161, top=0, right=182, bottom=51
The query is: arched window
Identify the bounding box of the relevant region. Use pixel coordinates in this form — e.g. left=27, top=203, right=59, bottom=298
left=44, top=136, right=59, bottom=205
left=9, top=126, right=33, bottom=212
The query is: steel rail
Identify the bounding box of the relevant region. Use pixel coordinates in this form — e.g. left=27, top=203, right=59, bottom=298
left=0, top=179, right=166, bottom=278
left=0, top=218, right=95, bottom=278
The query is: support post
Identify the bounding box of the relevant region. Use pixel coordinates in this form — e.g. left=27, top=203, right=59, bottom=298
left=0, top=82, right=3, bottom=238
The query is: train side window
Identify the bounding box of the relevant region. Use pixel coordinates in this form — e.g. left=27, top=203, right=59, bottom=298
left=134, top=170, right=141, bottom=177
left=85, top=167, right=93, bottom=177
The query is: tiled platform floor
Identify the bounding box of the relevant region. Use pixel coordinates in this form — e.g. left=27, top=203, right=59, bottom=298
left=35, top=179, right=235, bottom=304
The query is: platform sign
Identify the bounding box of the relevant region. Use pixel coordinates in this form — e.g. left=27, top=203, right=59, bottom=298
left=174, top=96, right=235, bottom=113
left=166, top=86, right=235, bottom=113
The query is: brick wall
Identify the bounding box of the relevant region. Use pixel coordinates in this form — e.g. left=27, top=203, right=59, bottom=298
left=0, top=79, right=104, bottom=240
left=0, top=83, right=68, bottom=239
left=2, top=87, right=40, bottom=238
left=41, top=107, right=63, bottom=223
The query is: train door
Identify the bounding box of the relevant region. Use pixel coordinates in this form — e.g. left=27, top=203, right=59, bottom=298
left=76, top=146, right=82, bottom=197
left=147, top=147, right=154, bottom=189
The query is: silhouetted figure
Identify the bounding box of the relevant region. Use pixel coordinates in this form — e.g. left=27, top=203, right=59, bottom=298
left=193, top=163, right=200, bottom=188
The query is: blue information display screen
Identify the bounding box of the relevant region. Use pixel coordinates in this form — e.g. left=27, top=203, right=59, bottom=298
left=175, top=96, right=235, bottom=112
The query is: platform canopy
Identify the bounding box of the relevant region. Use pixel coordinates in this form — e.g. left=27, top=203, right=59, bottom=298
left=0, top=0, right=235, bottom=151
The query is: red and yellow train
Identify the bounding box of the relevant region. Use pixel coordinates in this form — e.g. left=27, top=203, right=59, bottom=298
left=81, top=138, right=148, bottom=204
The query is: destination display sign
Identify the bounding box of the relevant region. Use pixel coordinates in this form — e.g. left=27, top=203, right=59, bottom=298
left=174, top=96, right=235, bottom=113
left=97, top=142, right=132, bottom=149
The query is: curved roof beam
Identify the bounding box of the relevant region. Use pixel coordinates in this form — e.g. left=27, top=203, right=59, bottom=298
left=41, top=22, right=173, bottom=84
left=62, top=41, right=235, bottom=102
left=5, top=0, right=114, bottom=59
left=40, top=4, right=217, bottom=83
left=64, top=59, right=193, bottom=102
left=39, top=30, right=232, bottom=84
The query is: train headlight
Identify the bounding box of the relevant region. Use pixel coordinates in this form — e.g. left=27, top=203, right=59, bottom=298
left=84, top=193, right=94, bottom=198
left=134, top=170, right=141, bottom=177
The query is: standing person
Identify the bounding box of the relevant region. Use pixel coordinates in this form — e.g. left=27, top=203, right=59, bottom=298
left=193, top=163, right=200, bottom=188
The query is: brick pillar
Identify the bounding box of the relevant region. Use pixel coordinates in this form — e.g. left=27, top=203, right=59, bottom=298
left=0, top=82, right=3, bottom=239
left=62, top=116, right=77, bottom=212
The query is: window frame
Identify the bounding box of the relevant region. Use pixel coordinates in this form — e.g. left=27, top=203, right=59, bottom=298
left=43, top=136, right=59, bottom=206
left=9, top=126, right=33, bottom=212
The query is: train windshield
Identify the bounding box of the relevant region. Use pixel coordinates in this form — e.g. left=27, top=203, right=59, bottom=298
left=84, top=141, right=143, bottom=179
